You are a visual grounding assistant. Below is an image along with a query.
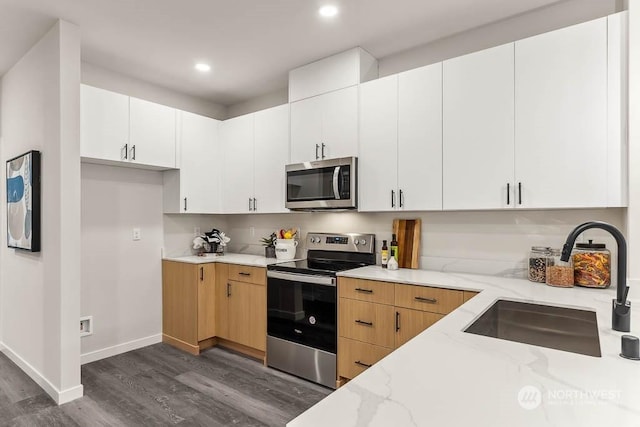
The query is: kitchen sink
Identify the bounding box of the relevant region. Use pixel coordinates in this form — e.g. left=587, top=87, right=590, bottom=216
left=464, top=299, right=601, bottom=357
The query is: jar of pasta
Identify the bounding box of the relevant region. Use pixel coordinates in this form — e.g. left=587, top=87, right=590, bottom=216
left=572, top=240, right=611, bottom=288
left=546, top=249, right=574, bottom=287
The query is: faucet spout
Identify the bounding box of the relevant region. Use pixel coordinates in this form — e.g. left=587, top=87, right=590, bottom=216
left=561, top=221, right=630, bottom=332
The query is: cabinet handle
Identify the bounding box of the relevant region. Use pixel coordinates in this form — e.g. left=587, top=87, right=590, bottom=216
left=131, top=145, right=136, bottom=161
left=354, top=360, right=371, bottom=368
left=355, top=319, right=373, bottom=327
left=321, top=143, right=326, bottom=159
left=414, top=296, right=437, bottom=304
left=399, top=189, right=404, bottom=208
left=518, top=182, right=522, bottom=205
left=315, top=144, right=319, bottom=160
left=395, top=311, right=400, bottom=332
left=253, top=198, right=257, bottom=212
left=184, top=197, right=187, bottom=212
left=200, top=267, right=204, bottom=281
left=123, top=143, right=128, bottom=160
left=239, top=272, right=251, bottom=277
left=391, top=190, right=395, bottom=208
left=227, top=283, right=231, bottom=297
left=507, top=183, right=510, bottom=205
left=249, top=197, right=253, bottom=211
left=355, top=288, right=373, bottom=294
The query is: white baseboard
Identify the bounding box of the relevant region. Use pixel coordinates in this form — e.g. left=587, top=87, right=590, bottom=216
left=0, top=341, right=83, bottom=405
left=80, top=333, right=162, bottom=365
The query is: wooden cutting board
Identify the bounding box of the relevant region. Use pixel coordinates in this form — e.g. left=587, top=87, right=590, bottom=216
left=393, top=219, right=421, bottom=269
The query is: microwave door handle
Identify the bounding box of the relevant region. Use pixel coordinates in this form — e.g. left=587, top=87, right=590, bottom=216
left=333, top=166, right=341, bottom=200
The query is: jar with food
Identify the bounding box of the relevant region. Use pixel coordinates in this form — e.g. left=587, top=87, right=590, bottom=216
left=546, top=249, right=574, bottom=287
left=572, top=240, right=611, bottom=288
left=528, top=246, right=551, bottom=283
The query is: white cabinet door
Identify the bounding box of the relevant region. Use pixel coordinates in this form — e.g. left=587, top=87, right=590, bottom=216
left=443, top=43, right=515, bottom=210
left=179, top=112, right=220, bottom=213
left=321, top=85, right=359, bottom=160
left=254, top=104, right=290, bottom=213
left=80, top=85, right=129, bottom=162
left=290, top=95, right=322, bottom=163
left=398, top=63, right=443, bottom=211
left=358, top=75, right=398, bottom=212
left=221, top=114, right=254, bottom=213
left=515, top=18, right=607, bottom=208
left=129, top=97, right=177, bottom=168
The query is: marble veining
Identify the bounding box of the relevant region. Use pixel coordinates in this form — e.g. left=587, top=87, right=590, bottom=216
left=290, top=266, right=640, bottom=427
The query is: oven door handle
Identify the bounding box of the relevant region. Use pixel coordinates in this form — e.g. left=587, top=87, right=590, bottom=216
left=267, top=270, right=336, bottom=287
left=333, top=166, right=341, bottom=200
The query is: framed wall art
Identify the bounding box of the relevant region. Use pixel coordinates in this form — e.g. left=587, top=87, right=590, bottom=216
left=6, top=150, right=41, bottom=252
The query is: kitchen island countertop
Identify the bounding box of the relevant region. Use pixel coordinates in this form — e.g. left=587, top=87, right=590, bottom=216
left=163, top=253, right=296, bottom=267
left=289, top=266, right=640, bottom=427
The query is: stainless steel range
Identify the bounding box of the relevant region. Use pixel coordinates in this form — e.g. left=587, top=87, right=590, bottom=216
left=266, top=232, right=376, bottom=388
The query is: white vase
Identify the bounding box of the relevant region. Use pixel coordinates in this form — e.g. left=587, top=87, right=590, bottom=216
left=275, top=239, right=298, bottom=260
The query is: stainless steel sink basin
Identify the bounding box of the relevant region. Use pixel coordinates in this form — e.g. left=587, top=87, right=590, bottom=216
left=464, top=299, right=601, bottom=357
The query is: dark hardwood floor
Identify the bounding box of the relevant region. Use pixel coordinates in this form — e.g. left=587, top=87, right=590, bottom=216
left=0, top=343, right=330, bottom=426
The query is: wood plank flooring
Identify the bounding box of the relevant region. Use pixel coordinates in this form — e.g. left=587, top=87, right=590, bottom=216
left=0, top=343, right=331, bottom=426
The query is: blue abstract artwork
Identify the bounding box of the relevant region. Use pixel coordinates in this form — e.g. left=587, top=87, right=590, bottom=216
left=6, top=150, right=40, bottom=252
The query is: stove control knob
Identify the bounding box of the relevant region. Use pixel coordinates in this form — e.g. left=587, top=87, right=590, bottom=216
left=353, top=239, right=360, bottom=245
left=311, top=237, right=320, bottom=244
left=360, top=239, right=367, bottom=246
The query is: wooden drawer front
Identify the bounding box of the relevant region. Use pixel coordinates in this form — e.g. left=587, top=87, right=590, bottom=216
left=339, top=299, right=394, bottom=348
left=338, top=337, right=392, bottom=380
left=227, top=264, right=266, bottom=286
left=395, top=308, right=443, bottom=348
left=463, top=291, right=479, bottom=303
left=338, top=277, right=394, bottom=305
left=394, top=284, right=463, bottom=314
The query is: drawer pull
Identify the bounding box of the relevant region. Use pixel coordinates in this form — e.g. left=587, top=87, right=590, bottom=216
left=395, top=311, right=400, bottom=332
left=414, top=296, right=437, bottom=304
left=355, top=360, right=371, bottom=368
left=227, top=283, right=231, bottom=297
left=355, top=288, right=373, bottom=294
left=239, top=272, right=251, bottom=276
left=355, top=319, right=373, bottom=327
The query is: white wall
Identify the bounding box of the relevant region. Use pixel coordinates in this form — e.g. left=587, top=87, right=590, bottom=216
left=627, top=1, right=639, bottom=289
left=80, top=164, right=165, bottom=363
left=0, top=20, right=82, bottom=404
left=227, top=87, right=288, bottom=119
left=225, top=209, right=624, bottom=279
left=82, top=61, right=228, bottom=120
left=163, top=214, right=229, bottom=258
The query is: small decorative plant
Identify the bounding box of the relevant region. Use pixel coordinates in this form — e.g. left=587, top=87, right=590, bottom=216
left=261, top=232, right=277, bottom=248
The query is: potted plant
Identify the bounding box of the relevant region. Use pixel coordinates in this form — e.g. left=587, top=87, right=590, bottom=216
left=261, top=232, right=277, bottom=258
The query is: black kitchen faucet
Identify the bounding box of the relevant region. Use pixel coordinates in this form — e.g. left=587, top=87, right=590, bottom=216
left=561, top=221, right=631, bottom=332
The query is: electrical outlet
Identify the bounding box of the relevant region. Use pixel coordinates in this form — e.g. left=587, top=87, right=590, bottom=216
left=194, top=227, right=201, bottom=237
left=249, top=227, right=255, bottom=237
left=80, top=316, right=93, bottom=337
left=132, top=228, right=141, bottom=241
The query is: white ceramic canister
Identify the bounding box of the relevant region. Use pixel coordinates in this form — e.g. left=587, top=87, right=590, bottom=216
left=275, top=239, right=298, bottom=260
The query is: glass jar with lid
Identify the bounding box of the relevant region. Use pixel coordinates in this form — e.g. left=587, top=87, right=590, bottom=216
left=546, top=249, right=574, bottom=287
left=572, top=240, right=611, bottom=288
left=528, top=246, right=551, bottom=283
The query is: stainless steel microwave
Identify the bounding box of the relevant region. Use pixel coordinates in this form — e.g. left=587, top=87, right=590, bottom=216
left=285, top=157, right=357, bottom=210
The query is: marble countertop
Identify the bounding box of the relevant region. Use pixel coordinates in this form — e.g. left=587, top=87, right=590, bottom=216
left=289, top=266, right=640, bottom=427
left=163, top=253, right=291, bottom=267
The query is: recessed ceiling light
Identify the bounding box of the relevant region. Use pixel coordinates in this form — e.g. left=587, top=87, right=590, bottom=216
left=319, top=5, right=338, bottom=18
left=195, top=63, right=211, bottom=72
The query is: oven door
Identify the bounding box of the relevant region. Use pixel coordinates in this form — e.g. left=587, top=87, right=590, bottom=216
left=285, top=157, right=357, bottom=210
left=267, top=271, right=337, bottom=354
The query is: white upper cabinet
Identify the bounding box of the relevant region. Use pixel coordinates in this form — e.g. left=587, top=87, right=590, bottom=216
left=515, top=17, right=609, bottom=208
left=290, top=86, right=358, bottom=163
left=359, top=63, right=443, bottom=212
left=164, top=112, right=220, bottom=214
left=443, top=43, right=515, bottom=210
left=80, top=85, right=129, bottom=162
left=221, top=114, right=255, bottom=214
left=253, top=104, right=290, bottom=214
left=359, top=75, right=399, bottom=212
left=398, top=63, right=443, bottom=211
left=80, top=84, right=177, bottom=169
left=129, top=98, right=177, bottom=169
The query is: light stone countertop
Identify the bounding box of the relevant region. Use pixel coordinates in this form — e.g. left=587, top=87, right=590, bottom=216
left=289, top=265, right=640, bottom=427
left=163, top=253, right=295, bottom=267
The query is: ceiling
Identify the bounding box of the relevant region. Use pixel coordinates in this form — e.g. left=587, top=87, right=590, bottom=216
left=0, top=0, right=566, bottom=106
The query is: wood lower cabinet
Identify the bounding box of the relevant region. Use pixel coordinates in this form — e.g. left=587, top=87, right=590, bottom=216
left=163, top=260, right=266, bottom=360
left=162, top=261, right=216, bottom=355
left=463, top=291, right=479, bottom=303
left=338, top=277, right=467, bottom=384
